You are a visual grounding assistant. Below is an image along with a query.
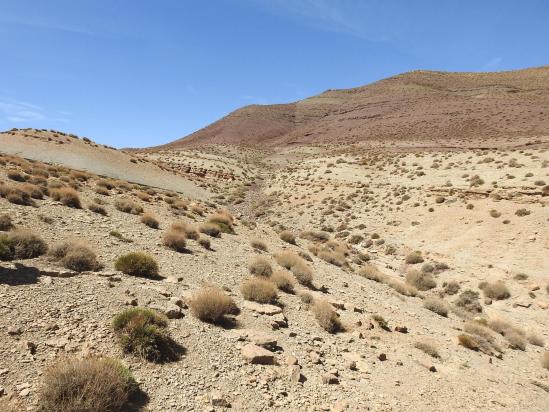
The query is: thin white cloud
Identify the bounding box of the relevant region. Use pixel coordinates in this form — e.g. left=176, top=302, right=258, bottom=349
left=248, top=0, right=391, bottom=42
left=0, top=98, right=70, bottom=124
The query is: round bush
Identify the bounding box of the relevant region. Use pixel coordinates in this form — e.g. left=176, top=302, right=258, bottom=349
left=115, top=252, right=159, bottom=278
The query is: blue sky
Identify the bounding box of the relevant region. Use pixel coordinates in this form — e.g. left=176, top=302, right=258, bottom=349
left=0, top=0, right=547, bottom=148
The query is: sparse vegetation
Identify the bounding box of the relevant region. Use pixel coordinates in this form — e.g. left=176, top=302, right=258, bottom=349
left=279, top=230, right=296, bottom=244
left=49, top=242, right=100, bottom=272
left=115, top=198, right=143, bottom=214
left=38, top=356, right=139, bottom=412
left=240, top=277, right=278, bottom=303
left=480, top=281, right=510, bottom=300
left=312, top=300, right=341, bottom=333
left=115, top=252, right=159, bottom=278
left=50, top=187, right=82, bottom=208
left=189, top=287, right=238, bottom=324
left=406, top=270, right=436, bottom=291
left=271, top=270, right=296, bottom=293
left=0, top=229, right=48, bottom=260
left=250, top=239, right=268, bottom=251
left=248, top=256, right=273, bottom=277
left=414, top=340, right=440, bottom=358
left=141, top=212, right=160, bottom=229
left=423, top=297, right=449, bottom=317
left=163, top=229, right=188, bottom=253
left=0, top=214, right=14, bottom=231
left=112, top=307, right=177, bottom=362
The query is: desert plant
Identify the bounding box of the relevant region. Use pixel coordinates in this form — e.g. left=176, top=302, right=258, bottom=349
left=198, top=237, right=211, bottom=249
left=240, top=277, right=278, bottom=303
left=250, top=239, right=268, bottom=252
left=405, top=251, right=424, bottom=264
left=248, top=256, right=273, bottom=277
left=199, top=222, right=221, bottom=237
left=0, top=214, right=13, bottom=231
left=50, top=242, right=99, bottom=272
left=112, top=307, right=176, bottom=362
left=271, top=270, right=296, bottom=293
left=312, top=300, right=341, bottom=333
left=279, top=230, right=296, bottom=244
left=162, top=229, right=188, bottom=253
left=423, top=297, right=449, bottom=317
left=115, top=198, right=143, bottom=214
left=206, top=211, right=234, bottom=234
left=406, top=270, right=436, bottom=290
left=458, top=334, right=479, bottom=351
left=171, top=221, right=199, bottom=240
left=189, top=287, right=238, bottom=324
left=414, top=340, right=440, bottom=358
left=88, top=203, right=108, bottom=216
left=38, top=356, right=138, bottom=412
left=0, top=229, right=48, bottom=260
left=50, top=187, right=81, bottom=208
left=141, top=212, right=159, bottom=229
left=115, top=252, right=159, bottom=279
left=527, top=331, right=545, bottom=347
left=480, top=281, right=510, bottom=300
left=454, top=290, right=482, bottom=314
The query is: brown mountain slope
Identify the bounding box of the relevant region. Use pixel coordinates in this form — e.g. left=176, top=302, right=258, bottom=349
left=164, top=66, right=549, bottom=148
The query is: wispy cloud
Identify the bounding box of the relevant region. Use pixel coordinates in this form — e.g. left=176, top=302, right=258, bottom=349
left=0, top=98, right=69, bottom=124
left=248, top=0, right=390, bottom=42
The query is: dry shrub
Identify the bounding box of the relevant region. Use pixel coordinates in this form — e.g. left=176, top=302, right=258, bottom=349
left=291, top=261, right=313, bottom=286
left=406, top=270, right=436, bottom=291
left=0, top=184, right=34, bottom=206
left=487, top=317, right=526, bottom=350
left=206, top=211, right=234, bottom=234
left=240, top=277, right=278, bottom=303
left=0, top=229, right=48, bottom=260
left=300, top=230, right=330, bottom=242
left=96, top=179, right=115, bottom=189
left=198, top=237, right=211, bottom=250
left=463, top=320, right=503, bottom=355
left=0, top=214, right=13, bottom=231
left=189, top=287, right=238, bottom=324
left=299, top=290, right=314, bottom=304
left=251, top=239, right=268, bottom=252
left=38, top=356, right=138, bottom=412
left=88, top=203, right=107, bottom=216
left=112, top=307, right=176, bottom=362
left=275, top=250, right=302, bottom=270
left=115, top=198, right=143, bottom=215
left=454, top=290, right=482, bottom=314
left=50, top=242, right=99, bottom=272
left=163, top=230, right=187, bottom=253
left=115, top=252, right=159, bottom=279
left=199, top=222, right=221, bottom=238
left=423, top=297, right=449, bottom=317
left=248, top=256, right=273, bottom=277
left=50, top=187, right=81, bottom=208
left=318, top=249, right=345, bottom=267
left=271, top=270, right=296, bottom=293
left=414, top=339, right=440, bottom=358
left=21, top=183, right=44, bottom=199
left=7, top=169, right=26, bottom=182
left=405, top=251, right=424, bottom=264
left=135, top=191, right=150, bottom=202
left=171, top=221, right=199, bottom=240
left=141, top=212, right=159, bottom=229
left=358, top=264, right=385, bottom=282
left=95, top=186, right=110, bottom=196
left=458, top=334, right=479, bottom=351
left=480, top=281, right=510, bottom=300
left=279, top=230, right=296, bottom=244
left=312, top=300, right=341, bottom=333
left=443, top=280, right=460, bottom=295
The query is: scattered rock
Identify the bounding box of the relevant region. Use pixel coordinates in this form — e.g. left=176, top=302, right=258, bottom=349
left=241, top=344, right=276, bottom=365
left=322, top=373, right=339, bottom=384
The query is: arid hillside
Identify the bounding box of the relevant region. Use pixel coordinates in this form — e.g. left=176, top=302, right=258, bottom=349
left=164, top=66, right=549, bottom=149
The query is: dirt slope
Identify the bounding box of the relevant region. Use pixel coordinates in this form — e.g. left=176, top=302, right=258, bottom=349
left=0, top=129, right=209, bottom=199
left=164, top=66, right=549, bottom=149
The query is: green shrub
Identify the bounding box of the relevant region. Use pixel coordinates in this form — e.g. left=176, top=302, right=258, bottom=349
left=115, top=252, right=159, bottom=278
left=112, top=307, right=177, bottom=362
